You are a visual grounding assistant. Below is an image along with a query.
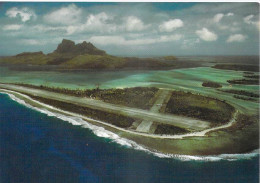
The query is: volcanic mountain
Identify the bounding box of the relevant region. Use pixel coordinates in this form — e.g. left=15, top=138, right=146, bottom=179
left=0, top=39, right=196, bottom=70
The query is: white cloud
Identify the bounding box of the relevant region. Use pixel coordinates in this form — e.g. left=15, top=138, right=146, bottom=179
left=32, top=25, right=67, bottom=33
left=213, top=12, right=234, bottom=23
left=213, top=13, right=224, bottom=23
left=125, top=16, right=148, bottom=32
left=6, top=7, right=36, bottom=22
left=181, top=38, right=200, bottom=49
left=244, top=14, right=254, bottom=24
left=159, top=19, right=183, bottom=32
left=43, top=4, right=82, bottom=25
left=18, top=38, right=62, bottom=45
left=159, top=35, right=183, bottom=42
left=65, top=14, right=149, bottom=35
left=66, top=25, right=80, bottom=35
left=19, top=39, right=45, bottom=45
left=66, top=12, right=116, bottom=35
left=85, top=12, right=115, bottom=31
left=243, top=15, right=259, bottom=30
left=226, top=12, right=234, bottom=16
left=89, top=34, right=182, bottom=46
left=86, top=12, right=110, bottom=26
left=226, top=34, right=246, bottom=43
left=213, top=13, right=239, bottom=32
left=1, top=3, right=259, bottom=56
left=89, top=36, right=123, bottom=45
left=2, top=24, right=22, bottom=31
left=196, top=28, right=218, bottom=41
left=217, top=24, right=240, bottom=32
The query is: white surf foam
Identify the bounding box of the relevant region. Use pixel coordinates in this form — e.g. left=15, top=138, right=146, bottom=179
left=1, top=91, right=259, bottom=162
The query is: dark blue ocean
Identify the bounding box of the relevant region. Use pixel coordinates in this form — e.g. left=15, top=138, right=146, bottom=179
left=0, top=93, right=259, bottom=183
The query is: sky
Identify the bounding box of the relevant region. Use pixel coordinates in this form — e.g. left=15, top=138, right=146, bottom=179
left=0, top=2, right=259, bottom=56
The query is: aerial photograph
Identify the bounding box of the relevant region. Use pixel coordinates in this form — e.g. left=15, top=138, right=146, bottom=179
left=0, top=1, right=259, bottom=183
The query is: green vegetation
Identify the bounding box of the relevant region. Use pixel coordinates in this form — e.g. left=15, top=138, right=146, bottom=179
left=164, top=91, right=235, bottom=124
left=219, top=89, right=259, bottom=98
left=84, top=87, right=159, bottom=109
left=0, top=39, right=172, bottom=70
left=0, top=51, right=51, bottom=65
left=202, top=81, right=222, bottom=88
left=243, top=74, right=259, bottom=79
left=123, top=57, right=200, bottom=69
left=227, top=79, right=259, bottom=85
left=233, top=95, right=257, bottom=102
left=13, top=83, right=158, bottom=110
left=227, top=71, right=259, bottom=85
left=16, top=51, right=44, bottom=57
left=30, top=95, right=135, bottom=128
left=0, top=39, right=200, bottom=70
left=53, top=39, right=106, bottom=56
left=223, top=114, right=258, bottom=132
left=212, top=64, right=259, bottom=72
left=154, top=124, right=189, bottom=135
left=45, top=52, right=75, bottom=65
left=13, top=83, right=236, bottom=124
left=243, top=71, right=254, bottom=75
left=60, top=54, right=126, bottom=69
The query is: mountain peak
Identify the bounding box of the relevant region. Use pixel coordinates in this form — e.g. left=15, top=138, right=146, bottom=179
left=54, top=39, right=106, bottom=55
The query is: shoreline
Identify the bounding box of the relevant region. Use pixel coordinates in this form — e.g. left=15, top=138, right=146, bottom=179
left=0, top=88, right=259, bottom=157
left=0, top=88, right=237, bottom=139
left=0, top=90, right=259, bottom=161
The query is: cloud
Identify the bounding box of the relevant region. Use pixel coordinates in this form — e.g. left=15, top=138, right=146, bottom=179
left=226, top=12, right=234, bottom=16
left=65, top=14, right=149, bottom=35
left=19, top=39, right=45, bottom=45
left=66, top=12, right=116, bottom=35
left=125, top=16, right=148, bottom=31
left=43, top=4, right=82, bottom=25
left=2, top=24, right=23, bottom=31
left=213, top=13, right=224, bottom=23
left=243, top=14, right=259, bottom=30
left=0, top=3, right=259, bottom=56
left=181, top=38, right=200, bottom=49
left=32, top=25, right=67, bottom=33
left=159, top=19, right=183, bottom=32
left=196, top=28, right=218, bottom=41
left=6, top=7, right=36, bottom=22
left=89, top=34, right=182, bottom=46
left=226, top=34, right=246, bottom=43
left=244, top=14, right=254, bottom=24
left=86, top=12, right=110, bottom=27
left=218, top=24, right=240, bottom=32
left=213, top=12, right=234, bottom=23
left=213, top=12, right=239, bottom=32
left=85, top=12, right=115, bottom=32
left=18, top=38, right=62, bottom=45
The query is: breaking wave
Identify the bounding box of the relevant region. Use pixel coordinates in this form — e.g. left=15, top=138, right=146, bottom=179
left=1, top=91, right=259, bottom=162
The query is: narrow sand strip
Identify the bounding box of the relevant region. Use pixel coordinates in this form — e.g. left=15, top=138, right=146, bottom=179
left=0, top=84, right=210, bottom=131
left=0, top=89, right=238, bottom=139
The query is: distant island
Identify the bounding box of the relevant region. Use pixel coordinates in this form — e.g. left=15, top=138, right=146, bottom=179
left=212, top=64, right=259, bottom=72
left=0, top=39, right=199, bottom=71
